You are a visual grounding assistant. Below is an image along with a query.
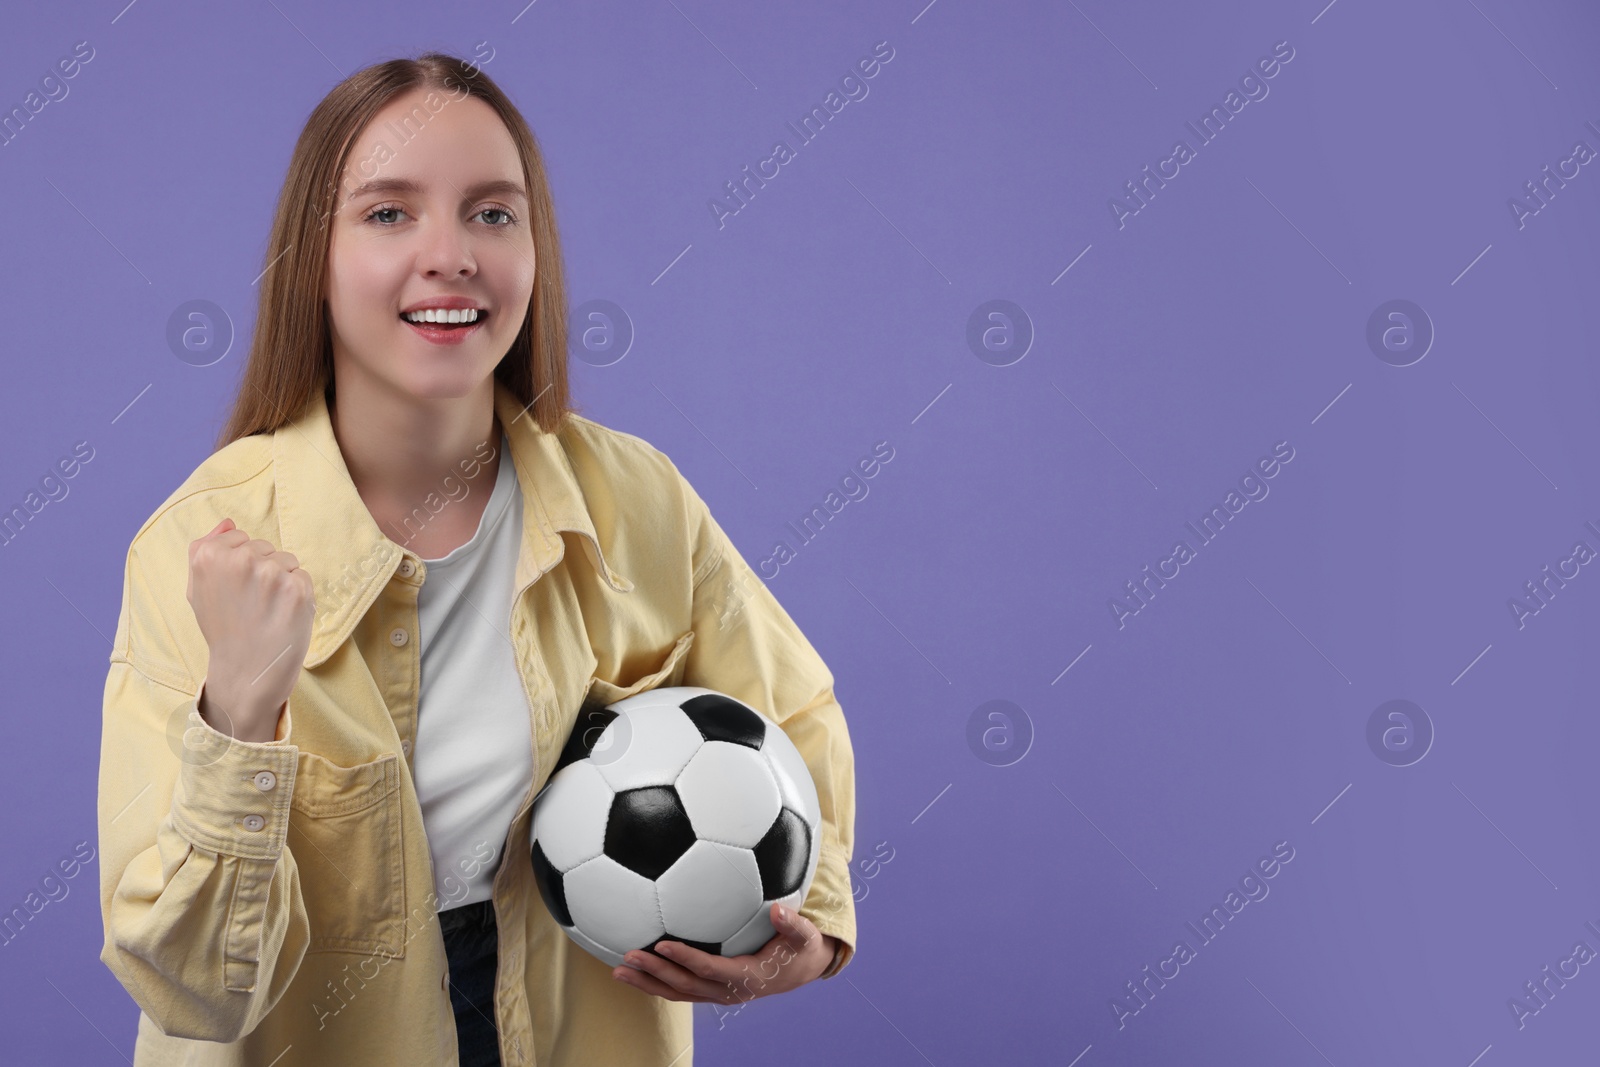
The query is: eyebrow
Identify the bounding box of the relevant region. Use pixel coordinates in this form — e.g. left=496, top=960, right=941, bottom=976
left=343, top=177, right=529, bottom=204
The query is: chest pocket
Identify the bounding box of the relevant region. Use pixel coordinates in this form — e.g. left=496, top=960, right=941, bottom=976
left=584, top=629, right=696, bottom=708
left=287, top=750, right=407, bottom=957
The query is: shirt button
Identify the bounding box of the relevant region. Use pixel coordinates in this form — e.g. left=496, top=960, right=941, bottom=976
left=253, top=770, right=277, bottom=791
left=390, top=628, right=409, bottom=647
left=441, top=971, right=448, bottom=991
left=398, top=559, right=416, bottom=578
left=242, top=814, right=266, bottom=832
left=401, top=739, right=413, bottom=757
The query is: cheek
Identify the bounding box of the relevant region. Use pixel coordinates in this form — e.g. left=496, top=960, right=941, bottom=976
left=327, top=245, right=403, bottom=328
left=494, top=241, right=537, bottom=297
left=489, top=259, right=536, bottom=333
left=324, top=253, right=363, bottom=326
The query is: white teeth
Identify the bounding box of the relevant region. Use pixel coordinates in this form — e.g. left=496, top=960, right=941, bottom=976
left=404, top=308, right=481, bottom=324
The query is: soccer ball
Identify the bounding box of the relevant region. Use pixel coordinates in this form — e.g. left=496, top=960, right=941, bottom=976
left=529, top=686, right=822, bottom=969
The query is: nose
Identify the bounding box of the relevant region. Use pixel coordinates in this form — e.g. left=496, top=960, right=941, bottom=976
left=417, top=219, right=476, bottom=278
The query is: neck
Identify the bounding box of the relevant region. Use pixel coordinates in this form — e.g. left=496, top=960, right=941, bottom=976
left=328, top=375, right=502, bottom=515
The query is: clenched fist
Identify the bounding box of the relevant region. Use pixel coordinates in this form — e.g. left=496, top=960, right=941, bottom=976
left=186, top=517, right=315, bottom=742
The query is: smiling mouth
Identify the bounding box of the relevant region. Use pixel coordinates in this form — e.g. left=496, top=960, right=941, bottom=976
left=400, top=311, right=489, bottom=331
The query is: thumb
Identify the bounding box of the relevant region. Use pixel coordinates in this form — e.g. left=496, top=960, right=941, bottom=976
left=207, top=518, right=236, bottom=538
left=772, top=903, right=817, bottom=951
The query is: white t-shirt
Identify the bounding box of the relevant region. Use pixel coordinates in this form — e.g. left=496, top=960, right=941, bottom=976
left=414, top=433, right=533, bottom=911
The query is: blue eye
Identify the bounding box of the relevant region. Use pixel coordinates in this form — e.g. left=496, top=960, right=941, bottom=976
left=360, top=204, right=518, bottom=226
left=363, top=203, right=405, bottom=225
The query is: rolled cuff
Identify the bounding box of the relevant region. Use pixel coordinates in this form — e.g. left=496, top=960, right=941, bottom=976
left=800, top=842, right=856, bottom=979
left=168, top=678, right=299, bottom=861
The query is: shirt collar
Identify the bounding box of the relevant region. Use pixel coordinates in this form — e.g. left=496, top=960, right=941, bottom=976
left=274, top=378, right=633, bottom=669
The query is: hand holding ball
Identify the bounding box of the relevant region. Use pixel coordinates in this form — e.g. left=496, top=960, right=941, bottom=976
left=530, top=687, right=823, bottom=970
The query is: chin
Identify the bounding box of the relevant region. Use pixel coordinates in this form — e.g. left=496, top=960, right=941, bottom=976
left=401, top=374, right=494, bottom=401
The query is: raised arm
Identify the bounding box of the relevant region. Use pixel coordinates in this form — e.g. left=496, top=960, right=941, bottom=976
left=96, top=517, right=316, bottom=1040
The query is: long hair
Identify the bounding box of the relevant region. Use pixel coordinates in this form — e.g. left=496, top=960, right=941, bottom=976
left=215, top=51, right=574, bottom=450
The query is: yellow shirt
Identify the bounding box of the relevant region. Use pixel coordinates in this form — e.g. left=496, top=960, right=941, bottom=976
left=96, top=379, right=857, bottom=1066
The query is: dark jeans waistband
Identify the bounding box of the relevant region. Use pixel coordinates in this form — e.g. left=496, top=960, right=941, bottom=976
left=440, top=897, right=497, bottom=937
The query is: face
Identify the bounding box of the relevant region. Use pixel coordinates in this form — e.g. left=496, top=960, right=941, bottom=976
left=325, top=87, right=536, bottom=404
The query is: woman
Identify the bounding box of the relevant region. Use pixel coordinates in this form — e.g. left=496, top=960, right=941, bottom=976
left=96, top=52, right=856, bottom=1067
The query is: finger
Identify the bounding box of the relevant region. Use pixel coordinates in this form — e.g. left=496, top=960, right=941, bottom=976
left=772, top=903, right=818, bottom=952
left=679, top=938, right=801, bottom=997
left=656, top=943, right=769, bottom=1004
left=667, top=948, right=752, bottom=1003
left=623, top=948, right=730, bottom=1002
left=612, top=964, right=716, bottom=1003
left=653, top=941, right=727, bottom=982
left=198, top=529, right=250, bottom=554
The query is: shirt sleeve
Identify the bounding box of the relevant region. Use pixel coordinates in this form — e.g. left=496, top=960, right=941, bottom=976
left=97, top=653, right=312, bottom=1041
left=672, top=467, right=858, bottom=979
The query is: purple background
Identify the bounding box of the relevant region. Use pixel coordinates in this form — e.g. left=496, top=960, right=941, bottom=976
left=3, top=0, right=1599, bottom=1063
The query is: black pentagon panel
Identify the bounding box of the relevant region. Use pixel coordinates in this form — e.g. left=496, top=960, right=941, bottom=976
left=605, top=786, right=698, bottom=880
left=552, top=700, right=618, bottom=776
left=680, top=693, right=766, bottom=751
left=752, top=807, right=812, bottom=898
left=645, top=934, right=723, bottom=960
left=529, top=840, right=572, bottom=926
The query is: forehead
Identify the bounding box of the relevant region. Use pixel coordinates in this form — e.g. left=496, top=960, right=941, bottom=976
left=337, top=88, right=524, bottom=198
